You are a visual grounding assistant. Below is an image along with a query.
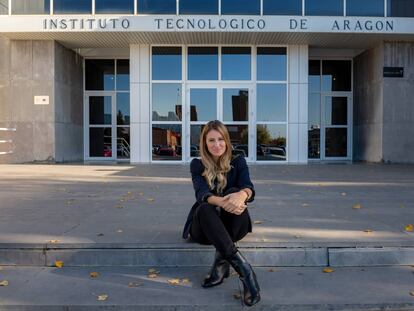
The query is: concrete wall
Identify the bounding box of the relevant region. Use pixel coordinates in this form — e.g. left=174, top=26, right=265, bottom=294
left=353, top=44, right=384, bottom=162
left=0, top=35, right=83, bottom=163
left=382, top=42, right=414, bottom=163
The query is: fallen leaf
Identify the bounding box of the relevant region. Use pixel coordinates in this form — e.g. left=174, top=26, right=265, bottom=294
left=97, top=233, right=104, bottom=237
left=48, top=240, right=60, bottom=244
left=0, top=280, right=8, bottom=286
left=128, top=282, right=142, bottom=287
left=233, top=293, right=241, bottom=300
left=405, top=224, right=414, bottom=232
left=147, top=273, right=158, bottom=278
left=254, top=220, right=263, bottom=224
left=410, top=291, right=414, bottom=296
left=0, top=267, right=3, bottom=270
left=117, top=229, right=123, bottom=233
left=139, top=193, right=144, bottom=196
left=363, top=229, right=373, bottom=233
left=301, top=203, right=309, bottom=207
left=167, top=278, right=180, bottom=285
left=147, top=198, right=155, bottom=202
left=115, top=204, right=123, bottom=209
left=127, top=191, right=133, bottom=196
left=97, top=294, right=108, bottom=301
left=120, top=198, right=125, bottom=202
left=148, top=268, right=159, bottom=274
left=65, top=199, right=75, bottom=205
left=90, top=272, right=99, bottom=278
left=294, top=235, right=302, bottom=239
left=55, top=261, right=64, bottom=268
left=231, top=271, right=238, bottom=276
left=323, top=268, right=334, bottom=273
left=268, top=268, right=275, bottom=272
left=181, top=278, right=190, bottom=284
left=341, top=192, right=347, bottom=196
left=352, top=204, right=361, bottom=209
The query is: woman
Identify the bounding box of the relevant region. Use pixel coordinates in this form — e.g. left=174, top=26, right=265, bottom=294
left=182, top=120, right=260, bottom=307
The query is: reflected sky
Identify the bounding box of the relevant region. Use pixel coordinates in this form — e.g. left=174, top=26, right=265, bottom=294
left=117, top=93, right=130, bottom=125
left=152, top=47, right=182, bottom=81
left=263, top=0, right=302, bottom=15
left=190, top=89, right=217, bottom=121
left=257, top=48, right=287, bottom=81
left=221, top=0, right=260, bottom=15
left=179, top=0, right=218, bottom=14
left=346, top=0, right=384, bottom=16
left=305, top=0, right=343, bottom=16
left=138, top=0, right=176, bottom=14
left=152, top=84, right=182, bottom=121
left=308, top=93, right=320, bottom=129
left=257, top=84, right=287, bottom=122
left=54, top=0, right=92, bottom=14
left=116, top=60, right=130, bottom=90
left=188, top=47, right=218, bottom=80
left=222, top=47, right=251, bottom=80
left=95, top=0, right=134, bottom=13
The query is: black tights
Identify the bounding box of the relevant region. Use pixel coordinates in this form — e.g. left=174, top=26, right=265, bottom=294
left=190, top=190, right=251, bottom=259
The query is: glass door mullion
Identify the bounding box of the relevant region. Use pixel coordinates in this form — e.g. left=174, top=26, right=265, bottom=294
left=321, top=95, right=326, bottom=159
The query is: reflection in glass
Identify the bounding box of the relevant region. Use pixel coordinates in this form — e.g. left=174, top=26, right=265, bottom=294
left=347, top=0, right=384, bottom=16
left=85, top=60, right=115, bottom=91
left=190, top=125, right=205, bottom=157
left=139, top=0, right=175, bottom=14
left=223, top=89, right=248, bottom=122
left=12, top=0, right=50, bottom=14
left=308, top=93, right=320, bottom=159
left=322, top=60, right=351, bottom=92
left=179, top=0, right=218, bottom=14
left=188, top=47, right=218, bottom=80
left=54, top=0, right=92, bottom=14
left=325, top=97, right=347, bottom=126
left=117, top=93, right=130, bottom=125
left=257, top=124, right=286, bottom=161
left=152, top=124, right=182, bottom=161
left=257, top=47, right=287, bottom=81
left=152, top=47, right=182, bottom=80
left=90, top=127, right=112, bottom=157
left=225, top=125, right=248, bottom=157
left=221, top=0, right=260, bottom=15
left=117, top=127, right=130, bottom=159
left=89, top=96, right=112, bottom=125
left=0, top=0, right=8, bottom=14
left=190, top=89, right=216, bottom=121
left=152, top=84, right=182, bottom=121
left=305, top=0, right=343, bottom=16
left=116, top=59, right=129, bottom=91
left=388, top=0, right=414, bottom=17
left=222, top=47, right=251, bottom=80
left=257, top=84, right=286, bottom=122
left=95, top=0, right=133, bottom=13
left=309, top=60, right=321, bottom=92
left=263, top=0, right=302, bottom=15
left=325, top=128, right=347, bottom=157
left=308, top=128, right=320, bottom=159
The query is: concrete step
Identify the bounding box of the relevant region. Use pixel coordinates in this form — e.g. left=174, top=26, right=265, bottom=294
left=1, top=266, right=414, bottom=310
left=1, top=243, right=414, bottom=267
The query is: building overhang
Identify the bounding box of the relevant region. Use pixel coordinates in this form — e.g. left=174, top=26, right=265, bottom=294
left=1, top=15, right=414, bottom=49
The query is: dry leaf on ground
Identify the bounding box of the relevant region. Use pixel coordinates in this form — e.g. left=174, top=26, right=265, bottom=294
left=55, top=261, right=64, bottom=268
left=254, top=220, right=263, bottom=224
left=410, top=291, right=414, bottom=296
left=323, top=268, right=334, bottom=273
left=147, top=198, right=155, bottom=202
left=352, top=204, right=361, bottom=209
left=128, top=281, right=142, bottom=287
left=117, top=229, right=123, bottom=233
left=90, top=272, right=99, bottom=278
left=167, top=278, right=180, bottom=285
left=363, top=229, right=373, bottom=233
left=147, top=273, right=158, bottom=278
left=48, top=240, right=60, bottom=244
left=405, top=224, right=414, bottom=232
left=0, top=280, right=9, bottom=286
left=148, top=268, right=159, bottom=274
left=233, top=293, right=241, bottom=300
left=181, top=278, right=190, bottom=284
left=97, top=295, right=108, bottom=301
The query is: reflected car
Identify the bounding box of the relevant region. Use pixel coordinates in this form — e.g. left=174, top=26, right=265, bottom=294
left=234, top=144, right=248, bottom=156
left=152, top=144, right=161, bottom=154
left=267, top=146, right=286, bottom=160
left=158, top=147, right=176, bottom=157
left=103, top=145, right=112, bottom=157
left=256, top=144, right=265, bottom=156
left=232, top=149, right=246, bottom=157
left=190, top=145, right=199, bottom=157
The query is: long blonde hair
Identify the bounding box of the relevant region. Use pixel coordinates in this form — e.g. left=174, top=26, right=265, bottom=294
left=199, top=120, right=233, bottom=194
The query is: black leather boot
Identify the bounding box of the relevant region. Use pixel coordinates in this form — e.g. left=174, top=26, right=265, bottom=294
left=227, top=251, right=261, bottom=307
left=201, top=250, right=230, bottom=288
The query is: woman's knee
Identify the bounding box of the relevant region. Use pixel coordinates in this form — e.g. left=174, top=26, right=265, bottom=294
left=196, top=202, right=218, bottom=219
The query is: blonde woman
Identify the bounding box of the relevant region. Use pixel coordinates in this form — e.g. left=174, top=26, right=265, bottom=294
left=183, top=120, right=260, bottom=307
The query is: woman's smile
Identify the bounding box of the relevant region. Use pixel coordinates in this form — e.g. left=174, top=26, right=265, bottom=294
left=206, top=130, right=226, bottom=159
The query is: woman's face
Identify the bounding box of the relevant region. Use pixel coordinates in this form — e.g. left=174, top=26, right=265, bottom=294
left=206, top=129, right=226, bottom=160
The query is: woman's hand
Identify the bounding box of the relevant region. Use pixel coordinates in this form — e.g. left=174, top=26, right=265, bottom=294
left=222, top=191, right=248, bottom=215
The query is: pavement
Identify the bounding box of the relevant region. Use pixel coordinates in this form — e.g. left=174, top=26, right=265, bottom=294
left=0, top=163, right=414, bottom=309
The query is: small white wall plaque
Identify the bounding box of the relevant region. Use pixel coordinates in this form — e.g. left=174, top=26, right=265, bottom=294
left=34, top=96, right=49, bottom=105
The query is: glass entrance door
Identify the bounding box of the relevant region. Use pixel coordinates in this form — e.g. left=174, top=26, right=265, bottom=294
left=185, top=84, right=252, bottom=161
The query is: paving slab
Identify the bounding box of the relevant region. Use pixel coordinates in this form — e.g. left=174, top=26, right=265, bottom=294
left=1, top=266, right=414, bottom=310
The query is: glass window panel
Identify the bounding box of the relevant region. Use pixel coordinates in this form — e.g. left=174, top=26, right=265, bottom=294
left=0, top=0, right=8, bottom=14
left=309, top=60, right=321, bottom=92
left=179, top=0, right=218, bottom=14
left=308, top=128, right=320, bottom=159
left=12, top=0, right=50, bottom=14
left=188, top=47, right=218, bottom=80
left=117, top=127, right=130, bottom=159
left=95, top=0, right=133, bottom=13
left=116, top=93, right=130, bottom=125
left=325, top=128, right=347, bottom=157
left=85, top=60, right=115, bottom=91
left=257, top=84, right=286, bottom=122
left=322, top=60, right=351, bottom=92
left=325, top=97, right=347, bottom=126
left=257, top=47, right=287, bottom=81
left=89, top=96, right=112, bottom=125
left=308, top=93, right=320, bottom=159
left=221, top=0, right=260, bottom=15
left=263, top=0, right=302, bottom=15
left=138, top=0, right=176, bottom=14
left=388, top=0, right=414, bottom=17
left=190, top=89, right=217, bottom=121
left=223, top=89, right=248, bottom=122
left=90, top=127, right=112, bottom=157
left=222, top=47, right=251, bottom=80
left=257, top=124, right=287, bottom=161
left=190, top=125, right=205, bottom=157
left=152, top=124, right=182, bottom=161
left=226, top=125, right=249, bottom=157
left=54, top=0, right=92, bottom=14
left=152, top=47, right=182, bottom=81
left=347, top=0, right=384, bottom=16
left=152, top=84, right=182, bottom=121
left=116, top=59, right=130, bottom=91
left=305, top=0, right=343, bottom=16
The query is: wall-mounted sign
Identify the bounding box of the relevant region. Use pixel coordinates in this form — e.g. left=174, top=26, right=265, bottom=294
left=383, top=67, right=404, bottom=78
left=34, top=96, right=49, bottom=105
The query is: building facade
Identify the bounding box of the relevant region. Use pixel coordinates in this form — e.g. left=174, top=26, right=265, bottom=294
left=1, top=0, right=414, bottom=164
